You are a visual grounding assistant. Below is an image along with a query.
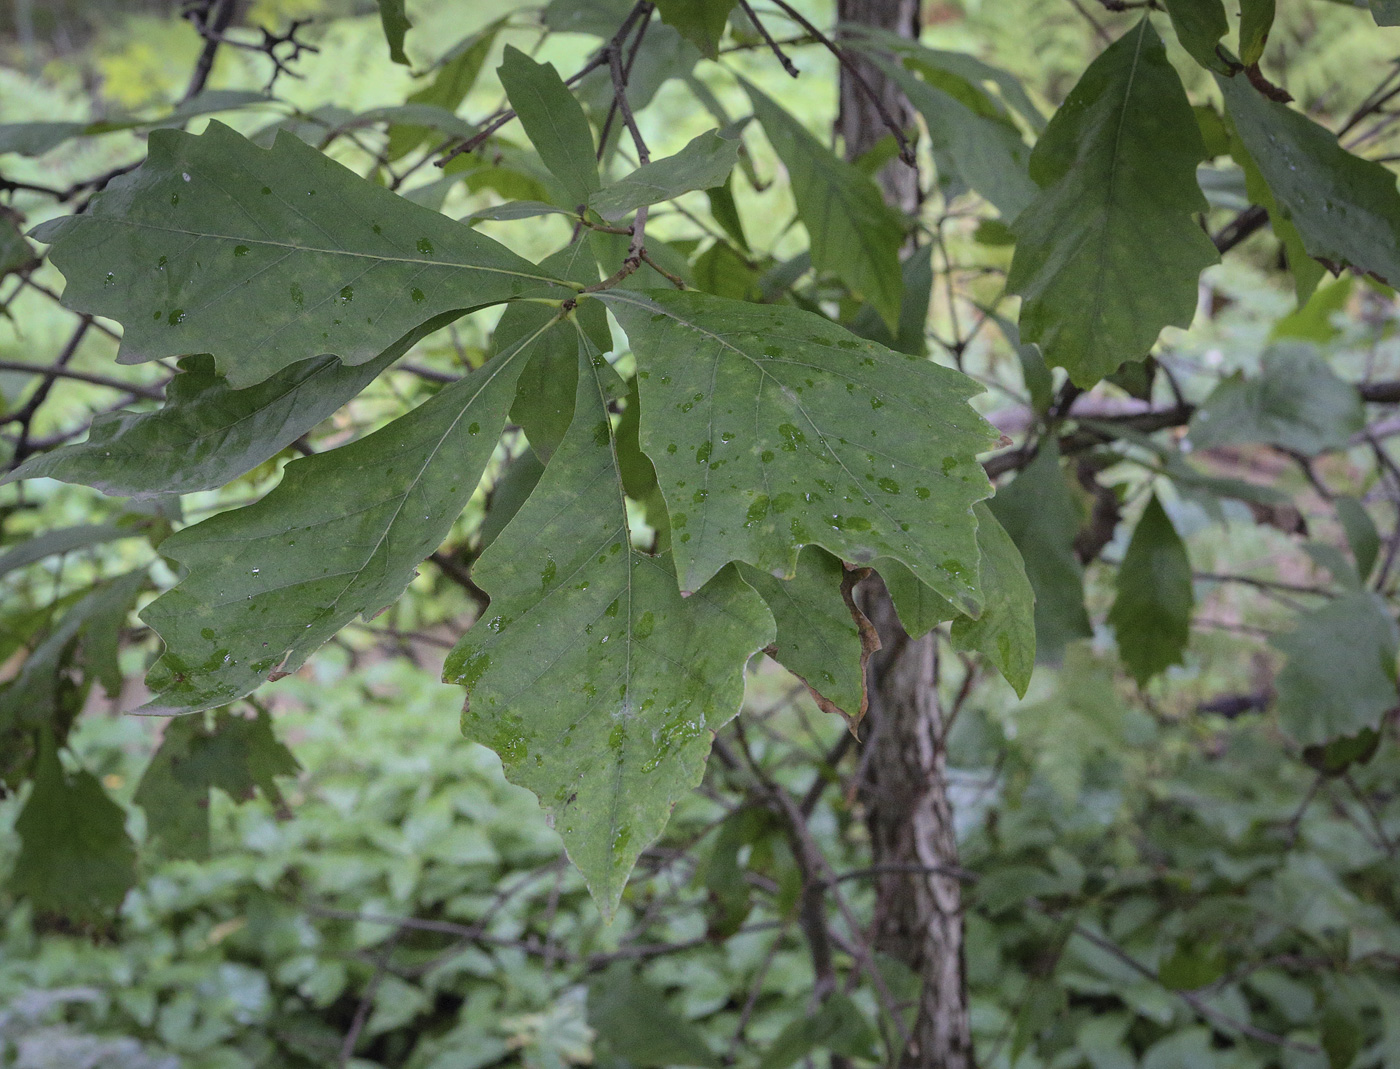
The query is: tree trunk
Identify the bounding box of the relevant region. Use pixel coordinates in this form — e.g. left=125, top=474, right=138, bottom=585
left=837, top=3, right=975, bottom=1066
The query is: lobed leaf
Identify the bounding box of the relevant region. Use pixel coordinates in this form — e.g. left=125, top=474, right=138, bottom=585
left=31, top=122, right=569, bottom=388
left=602, top=289, right=997, bottom=612
left=1007, top=19, right=1217, bottom=387
left=1107, top=494, right=1194, bottom=687
left=139, top=326, right=549, bottom=715
left=444, top=329, right=774, bottom=913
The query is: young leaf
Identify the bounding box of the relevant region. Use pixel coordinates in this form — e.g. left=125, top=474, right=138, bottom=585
left=1220, top=73, right=1400, bottom=287
left=1274, top=593, right=1399, bottom=746
left=652, top=0, right=737, bottom=60
left=1007, top=18, right=1217, bottom=387
left=5, top=338, right=414, bottom=499
left=139, top=326, right=549, bottom=715
left=590, top=127, right=744, bottom=221
left=13, top=738, right=137, bottom=924
left=498, top=45, right=601, bottom=206
left=31, top=122, right=568, bottom=388
left=445, top=330, right=774, bottom=912
left=950, top=504, right=1036, bottom=697
left=876, top=57, right=1036, bottom=220
left=602, top=290, right=997, bottom=612
left=739, top=546, right=875, bottom=723
left=1238, top=0, right=1275, bottom=67
left=986, top=441, right=1092, bottom=661
left=375, top=0, right=412, bottom=64
left=1187, top=341, right=1364, bottom=455
left=1107, top=494, right=1194, bottom=686
left=744, top=80, right=905, bottom=331
left=135, top=706, right=300, bottom=861
left=1162, top=0, right=1230, bottom=73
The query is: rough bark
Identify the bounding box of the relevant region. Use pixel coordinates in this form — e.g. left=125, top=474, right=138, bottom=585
left=838, top=2, right=975, bottom=1065
left=836, top=0, right=922, bottom=208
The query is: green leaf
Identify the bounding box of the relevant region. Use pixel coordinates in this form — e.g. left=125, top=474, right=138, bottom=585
left=1336, top=496, right=1380, bottom=580
left=5, top=342, right=409, bottom=499
left=1187, top=341, right=1364, bottom=455
left=1220, top=73, right=1400, bottom=287
left=498, top=45, right=600, bottom=206
left=139, top=327, right=546, bottom=715
left=1270, top=275, right=1352, bottom=342
left=602, top=290, right=996, bottom=612
left=134, top=706, right=300, bottom=861
left=744, top=80, right=905, bottom=332
left=652, top=0, right=736, bottom=60
left=375, top=0, right=412, bottom=65
left=13, top=737, right=137, bottom=924
left=444, top=330, right=773, bottom=911
left=587, top=964, right=721, bottom=1067
left=987, top=442, right=1092, bottom=661
left=1238, top=0, right=1275, bottom=67
left=757, top=994, right=881, bottom=1069
left=0, top=523, right=136, bottom=579
left=1159, top=936, right=1228, bottom=991
left=1007, top=18, right=1217, bottom=388
left=1162, top=0, right=1230, bottom=72
left=1372, top=0, right=1400, bottom=26
left=31, top=122, right=568, bottom=389
left=1274, top=592, right=1398, bottom=746
left=877, top=557, right=957, bottom=639
left=387, top=21, right=503, bottom=161
left=846, top=246, right=934, bottom=357
left=0, top=208, right=38, bottom=277
left=877, top=57, right=1036, bottom=220
left=706, top=176, right=749, bottom=251
left=740, top=546, right=871, bottom=722
left=1108, top=494, right=1193, bottom=686
left=478, top=450, right=546, bottom=552
left=951, top=504, right=1036, bottom=697
left=591, top=127, right=744, bottom=221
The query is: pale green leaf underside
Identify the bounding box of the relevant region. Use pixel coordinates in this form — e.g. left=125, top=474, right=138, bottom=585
left=445, top=332, right=773, bottom=913
left=743, top=80, right=905, bottom=332
left=1007, top=18, right=1217, bottom=387
left=1220, top=73, right=1400, bottom=287
left=140, top=326, right=547, bottom=715
left=603, top=290, right=996, bottom=613
left=1188, top=341, right=1363, bottom=456
left=1107, top=495, right=1194, bottom=686
left=591, top=128, right=744, bottom=221
left=33, top=121, right=568, bottom=388
left=1274, top=593, right=1398, bottom=746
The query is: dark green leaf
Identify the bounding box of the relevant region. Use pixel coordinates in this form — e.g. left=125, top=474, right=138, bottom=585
left=987, top=442, right=1092, bottom=661
left=602, top=290, right=996, bottom=612
left=5, top=343, right=408, bottom=499
left=1159, top=937, right=1228, bottom=990
left=1336, top=496, right=1380, bottom=580
left=1220, top=72, right=1400, bottom=287
left=1303, top=726, right=1381, bottom=777
left=387, top=21, right=503, bottom=160
left=1007, top=19, right=1217, bottom=387
left=744, top=80, right=905, bottom=331
left=13, top=738, right=137, bottom=924
left=498, top=45, right=600, bottom=206
left=757, top=994, right=881, bottom=1069
left=1274, top=593, right=1398, bottom=745
left=1188, top=342, right=1364, bottom=455
left=0, top=209, right=38, bottom=277
left=140, top=329, right=544, bottom=715
left=375, top=0, right=412, bottom=65
left=1372, top=0, right=1400, bottom=26
left=877, top=58, right=1036, bottom=220
left=1162, top=0, right=1230, bottom=72
left=591, top=127, right=744, bottom=221
left=1238, top=0, right=1275, bottom=67
left=587, top=964, right=721, bottom=1067
left=478, top=450, right=546, bottom=552
left=846, top=246, right=934, bottom=357
left=951, top=504, right=1036, bottom=697
left=464, top=201, right=578, bottom=222
left=652, top=0, right=737, bottom=60
left=32, top=122, right=567, bottom=388
left=134, top=707, right=300, bottom=861
left=444, top=330, right=773, bottom=910
left=740, top=546, right=871, bottom=721
left=1108, top=494, right=1193, bottom=686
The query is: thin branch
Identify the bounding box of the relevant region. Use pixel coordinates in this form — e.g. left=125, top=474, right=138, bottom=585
left=736, top=0, right=800, bottom=76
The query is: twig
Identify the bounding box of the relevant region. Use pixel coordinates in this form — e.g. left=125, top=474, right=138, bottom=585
left=339, top=928, right=403, bottom=1065
left=736, top=0, right=800, bottom=77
